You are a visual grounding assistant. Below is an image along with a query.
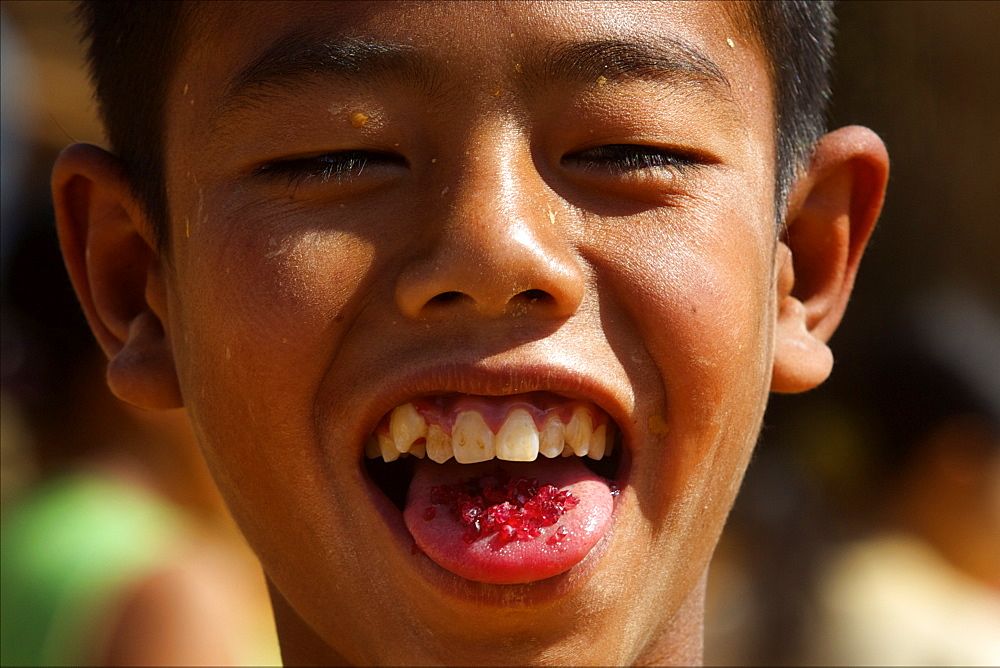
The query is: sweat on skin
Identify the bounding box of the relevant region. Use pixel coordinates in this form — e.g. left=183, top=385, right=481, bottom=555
left=52, top=1, right=887, bottom=665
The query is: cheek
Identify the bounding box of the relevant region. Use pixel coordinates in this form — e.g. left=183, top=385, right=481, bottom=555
left=233, top=228, right=374, bottom=341
left=179, top=222, right=376, bottom=368
left=601, top=206, right=773, bottom=398
left=165, top=210, right=378, bottom=511
left=593, top=201, right=774, bottom=508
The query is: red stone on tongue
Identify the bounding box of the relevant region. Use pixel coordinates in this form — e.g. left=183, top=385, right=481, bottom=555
left=404, top=458, right=613, bottom=584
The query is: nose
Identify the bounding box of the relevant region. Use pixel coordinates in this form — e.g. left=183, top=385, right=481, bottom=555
left=395, top=145, right=585, bottom=321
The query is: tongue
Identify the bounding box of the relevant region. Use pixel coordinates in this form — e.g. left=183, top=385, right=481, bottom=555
left=404, top=458, right=614, bottom=584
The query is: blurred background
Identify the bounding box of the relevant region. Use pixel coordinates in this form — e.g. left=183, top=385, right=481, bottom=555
left=0, top=2, right=281, bottom=665
left=704, top=2, right=1000, bottom=665
left=0, top=1, right=997, bottom=665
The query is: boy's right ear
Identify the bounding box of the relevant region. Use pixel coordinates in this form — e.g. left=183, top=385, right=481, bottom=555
left=52, top=143, right=182, bottom=410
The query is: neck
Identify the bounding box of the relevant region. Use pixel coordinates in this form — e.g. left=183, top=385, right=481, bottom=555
left=269, top=570, right=707, bottom=666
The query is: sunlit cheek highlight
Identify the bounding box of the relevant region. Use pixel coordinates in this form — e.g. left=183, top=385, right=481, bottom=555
left=222, top=226, right=376, bottom=347
left=173, top=214, right=378, bottom=438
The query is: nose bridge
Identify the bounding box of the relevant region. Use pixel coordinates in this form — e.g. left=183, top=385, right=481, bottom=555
left=395, top=132, right=585, bottom=320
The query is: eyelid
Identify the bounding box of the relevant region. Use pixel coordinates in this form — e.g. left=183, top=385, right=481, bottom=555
left=561, top=143, right=703, bottom=174
left=255, top=149, right=408, bottom=188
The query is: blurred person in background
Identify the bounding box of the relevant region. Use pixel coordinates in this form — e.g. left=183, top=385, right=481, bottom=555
left=802, top=288, right=1000, bottom=665
left=0, top=5, right=279, bottom=665
left=0, top=208, right=280, bottom=667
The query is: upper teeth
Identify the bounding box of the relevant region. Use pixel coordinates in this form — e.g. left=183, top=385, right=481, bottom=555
left=495, top=409, right=538, bottom=462
left=366, top=402, right=616, bottom=463
left=452, top=411, right=495, bottom=463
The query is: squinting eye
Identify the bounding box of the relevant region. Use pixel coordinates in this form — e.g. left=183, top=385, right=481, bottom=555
left=256, top=150, right=407, bottom=188
left=563, top=144, right=695, bottom=174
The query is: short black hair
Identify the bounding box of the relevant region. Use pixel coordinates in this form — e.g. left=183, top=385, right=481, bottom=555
left=739, top=1, right=836, bottom=218
left=76, top=1, right=187, bottom=254
left=76, top=0, right=835, bottom=253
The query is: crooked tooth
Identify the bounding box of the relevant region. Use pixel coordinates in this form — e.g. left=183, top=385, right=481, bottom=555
left=365, top=436, right=380, bottom=459
left=539, top=415, right=565, bottom=458
left=378, top=431, right=399, bottom=462
left=565, top=406, right=593, bottom=456
left=408, top=439, right=426, bottom=458
left=587, top=424, right=607, bottom=460
left=496, top=408, right=540, bottom=462
left=452, top=411, right=495, bottom=463
left=390, top=403, right=427, bottom=453
left=561, top=444, right=574, bottom=457
left=425, top=424, right=452, bottom=463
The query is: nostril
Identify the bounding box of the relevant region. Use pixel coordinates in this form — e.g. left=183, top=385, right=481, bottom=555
left=517, top=289, right=553, bottom=305
left=428, top=291, right=467, bottom=306
left=422, top=288, right=556, bottom=315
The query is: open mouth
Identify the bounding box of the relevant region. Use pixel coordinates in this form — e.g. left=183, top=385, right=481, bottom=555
left=364, top=392, right=623, bottom=505
left=363, top=391, right=624, bottom=585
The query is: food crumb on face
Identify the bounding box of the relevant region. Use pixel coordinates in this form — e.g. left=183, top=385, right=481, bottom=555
left=350, top=112, right=369, bottom=128
left=596, top=75, right=607, bottom=86
left=726, top=37, right=735, bottom=48
left=647, top=414, right=669, bottom=436
left=514, top=62, right=522, bottom=74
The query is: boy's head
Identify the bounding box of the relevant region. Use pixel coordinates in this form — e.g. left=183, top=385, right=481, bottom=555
left=53, top=2, right=887, bottom=664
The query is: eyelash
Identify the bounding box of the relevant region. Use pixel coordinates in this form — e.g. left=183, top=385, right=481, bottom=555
left=257, top=150, right=406, bottom=187
left=563, top=144, right=696, bottom=174
left=256, top=143, right=693, bottom=190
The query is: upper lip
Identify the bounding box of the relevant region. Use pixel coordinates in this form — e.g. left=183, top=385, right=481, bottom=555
left=340, top=355, right=633, bottom=458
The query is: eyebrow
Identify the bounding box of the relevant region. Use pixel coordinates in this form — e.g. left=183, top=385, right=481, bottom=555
left=533, top=37, right=732, bottom=96
left=216, top=32, right=442, bottom=121
left=214, top=32, right=734, bottom=123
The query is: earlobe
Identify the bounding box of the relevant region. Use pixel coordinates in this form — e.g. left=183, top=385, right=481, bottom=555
left=52, top=143, right=182, bottom=409
left=771, top=126, right=889, bottom=393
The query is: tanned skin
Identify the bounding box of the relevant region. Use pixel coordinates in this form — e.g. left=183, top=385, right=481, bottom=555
left=53, top=2, right=887, bottom=664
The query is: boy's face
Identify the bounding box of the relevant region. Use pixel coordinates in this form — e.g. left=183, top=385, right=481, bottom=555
left=146, top=1, right=775, bottom=664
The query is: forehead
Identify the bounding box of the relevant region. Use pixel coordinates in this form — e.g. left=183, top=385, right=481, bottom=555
left=171, top=1, right=771, bottom=139
left=186, top=1, right=750, bottom=65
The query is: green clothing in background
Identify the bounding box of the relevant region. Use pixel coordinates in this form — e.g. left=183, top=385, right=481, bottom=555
left=1, top=475, right=180, bottom=666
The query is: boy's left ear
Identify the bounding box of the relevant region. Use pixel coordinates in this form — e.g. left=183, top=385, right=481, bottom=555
left=771, top=125, right=889, bottom=393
